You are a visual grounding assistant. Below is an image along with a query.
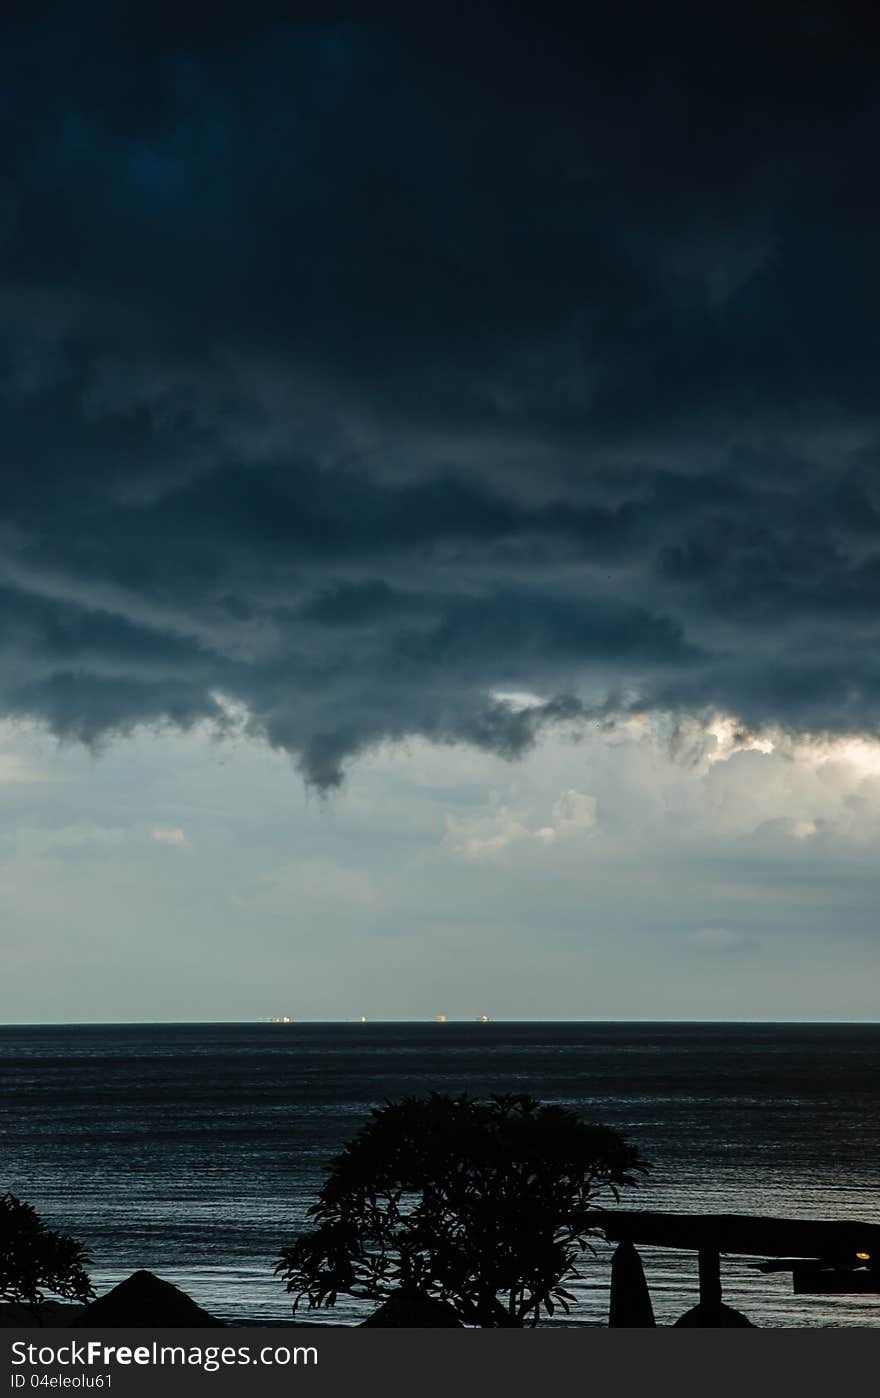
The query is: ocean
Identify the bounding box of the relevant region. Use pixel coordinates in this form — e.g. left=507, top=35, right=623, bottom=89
left=2, top=1021, right=879, bottom=1328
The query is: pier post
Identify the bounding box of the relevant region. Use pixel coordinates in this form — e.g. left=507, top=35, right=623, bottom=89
left=698, top=1247, right=722, bottom=1320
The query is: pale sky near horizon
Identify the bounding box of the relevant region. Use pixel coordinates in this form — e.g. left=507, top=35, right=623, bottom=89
left=3, top=711, right=879, bottom=1023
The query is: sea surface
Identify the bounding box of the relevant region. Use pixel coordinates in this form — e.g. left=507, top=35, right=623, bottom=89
left=2, top=1021, right=879, bottom=1328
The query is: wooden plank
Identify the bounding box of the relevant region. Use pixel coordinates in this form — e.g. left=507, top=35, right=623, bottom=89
left=793, top=1269, right=880, bottom=1295
left=594, top=1210, right=880, bottom=1263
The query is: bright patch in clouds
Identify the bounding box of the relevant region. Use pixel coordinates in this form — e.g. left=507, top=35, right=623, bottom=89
left=490, top=689, right=548, bottom=713
left=446, top=787, right=597, bottom=859
left=800, top=737, right=880, bottom=779
left=151, top=826, right=190, bottom=849
left=705, top=717, right=775, bottom=764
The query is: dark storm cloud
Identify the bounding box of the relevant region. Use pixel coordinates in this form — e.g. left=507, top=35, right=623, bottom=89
left=2, top=1, right=880, bottom=783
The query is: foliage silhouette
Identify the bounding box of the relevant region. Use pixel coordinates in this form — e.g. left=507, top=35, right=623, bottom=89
left=276, top=1092, right=649, bottom=1326
left=0, top=1194, right=95, bottom=1310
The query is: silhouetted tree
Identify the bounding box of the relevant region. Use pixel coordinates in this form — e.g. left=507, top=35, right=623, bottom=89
left=276, top=1092, right=649, bottom=1326
left=0, top=1194, right=95, bottom=1311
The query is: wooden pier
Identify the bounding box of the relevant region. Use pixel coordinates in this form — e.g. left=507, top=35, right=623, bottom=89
left=595, top=1210, right=880, bottom=1326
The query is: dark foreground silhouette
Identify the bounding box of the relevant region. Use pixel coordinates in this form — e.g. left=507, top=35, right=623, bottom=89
left=359, top=1290, right=463, bottom=1327
left=277, top=1091, right=649, bottom=1327
left=71, top=1271, right=224, bottom=1328
left=0, top=1193, right=93, bottom=1312
left=674, top=1303, right=754, bottom=1327
left=7, top=1101, right=880, bottom=1327
left=608, top=1241, right=655, bottom=1327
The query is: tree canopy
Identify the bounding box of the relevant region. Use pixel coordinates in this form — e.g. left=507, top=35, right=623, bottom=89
left=277, top=1092, right=649, bottom=1326
left=0, top=1194, right=95, bottom=1309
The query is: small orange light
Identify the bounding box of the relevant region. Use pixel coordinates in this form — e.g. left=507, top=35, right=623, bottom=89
left=856, top=1252, right=870, bottom=1261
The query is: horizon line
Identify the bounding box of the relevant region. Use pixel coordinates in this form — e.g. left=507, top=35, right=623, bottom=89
left=2, top=1016, right=879, bottom=1027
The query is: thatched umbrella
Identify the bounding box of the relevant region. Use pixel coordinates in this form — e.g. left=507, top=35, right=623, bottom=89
left=71, top=1270, right=224, bottom=1327
left=360, top=1289, right=463, bottom=1327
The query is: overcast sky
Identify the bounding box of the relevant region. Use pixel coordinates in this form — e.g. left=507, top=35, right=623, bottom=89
left=3, top=2, right=880, bottom=1021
